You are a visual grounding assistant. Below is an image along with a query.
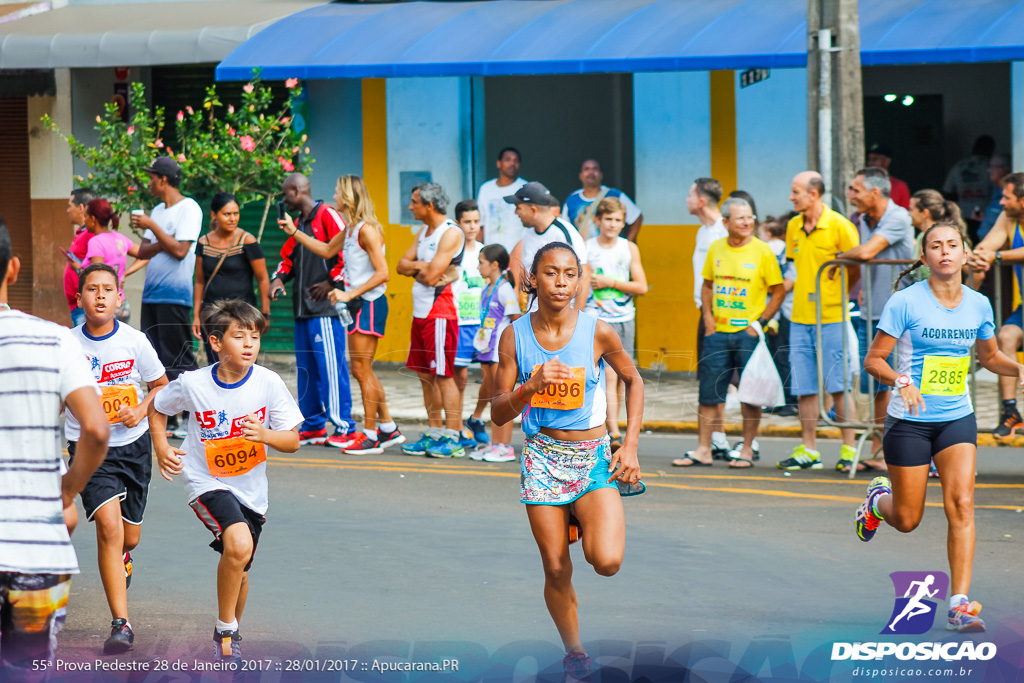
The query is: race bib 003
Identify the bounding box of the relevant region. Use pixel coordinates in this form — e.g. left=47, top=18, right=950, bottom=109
left=919, top=355, right=969, bottom=396
left=100, top=384, right=137, bottom=424
left=204, top=435, right=267, bottom=478
left=529, top=365, right=585, bottom=410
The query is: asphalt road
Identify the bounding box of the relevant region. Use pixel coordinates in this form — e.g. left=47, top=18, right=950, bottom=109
left=52, top=433, right=1024, bottom=682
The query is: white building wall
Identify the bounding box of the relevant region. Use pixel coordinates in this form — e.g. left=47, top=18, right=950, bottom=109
left=305, top=79, right=363, bottom=203
left=735, top=67, right=808, bottom=220
left=633, top=71, right=711, bottom=225
left=386, top=76, right=470, bottom=225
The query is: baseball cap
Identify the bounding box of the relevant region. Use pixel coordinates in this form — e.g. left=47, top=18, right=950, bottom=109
left=867, top=143, right=893, bottom=159
left=503, top=181, right=560, bottom=207
left=142, top=156, right=181, bottom=182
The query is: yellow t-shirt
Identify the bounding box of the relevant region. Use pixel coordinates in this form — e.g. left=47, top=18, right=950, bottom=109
left=702, top=237, right=783, bottom=333
left=785, top=206, right=860, bottom=325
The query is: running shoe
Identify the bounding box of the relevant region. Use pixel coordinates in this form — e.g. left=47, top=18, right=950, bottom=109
left=993, top=408, right=1022, bottom=439
left=854, top=476, right=891, bottom=542
left=123, top=551, right=132, bottom=590
left=298, top=427, right=328, bottom=446
left=711, top=434, right=732, bottom=461
left=483, top=443, right=516, bottom=463
left=402, top=432, right=440, bottom=456
left=104, top=618, right=134, bottom=654
left=213, top=628, right=242, bottom=663
left=777, top=445, right=823, bottom=470
left=325, top=430, right=359, bottom=449
left=459, top=429, right=478, bottom=451
left=465, top=417, right=490, bottom=444
left=730, top=438, right=761, bottom=461
left=562, top=652, right=591, bottom=682
left=836, top=444, right=859, bottom=472
left=378, top=426, right=406, bottom=449
left=469, top=443, right=493, bottom=461
left=947, top=598, right=986, bottom=632
left=426, top=435, right=466, bottom=458
left=342, top=432, right=383, bottom=455
left=568, top=511, right=582, bottom=545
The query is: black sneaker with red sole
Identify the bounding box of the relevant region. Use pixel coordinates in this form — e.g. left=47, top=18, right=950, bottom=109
left=378, top=427, right=406, bottom=449
left=993, top=409, right=1022, bottom=439
left=343, top=432, right=384, bottom=455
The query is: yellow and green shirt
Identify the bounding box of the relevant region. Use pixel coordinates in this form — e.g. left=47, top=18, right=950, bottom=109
left=702, top=237, right=783, bottom=333
left=785, top=206, right=860, bottom=325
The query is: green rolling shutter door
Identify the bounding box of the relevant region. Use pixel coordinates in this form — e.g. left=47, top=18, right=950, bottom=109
left=239, top=203, right=295, bottom=355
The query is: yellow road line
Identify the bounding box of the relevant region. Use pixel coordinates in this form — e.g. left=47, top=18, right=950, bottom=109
left=655, top=472, right=1024, bottom=490
left=264, top=460, right=1024, bottom=510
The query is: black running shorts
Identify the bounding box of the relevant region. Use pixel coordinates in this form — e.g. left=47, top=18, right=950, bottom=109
left=68, top=432, right=152, bottom=524
left=882, top=414, right=977, bottom=468
left=189, top=490, right=265, bottom=571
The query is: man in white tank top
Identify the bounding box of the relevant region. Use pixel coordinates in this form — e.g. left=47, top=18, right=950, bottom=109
left=506, top=182, right=591, bottom=311
left=396, top=183, right=467, bottom=456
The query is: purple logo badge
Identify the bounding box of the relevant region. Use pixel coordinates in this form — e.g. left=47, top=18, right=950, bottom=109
left=881, top=571, right=949, bottom=635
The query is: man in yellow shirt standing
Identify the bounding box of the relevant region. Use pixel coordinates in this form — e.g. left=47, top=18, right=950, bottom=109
left=779, top=171, right=861, bottom=471
left=672, top=197, right=784, bottom=468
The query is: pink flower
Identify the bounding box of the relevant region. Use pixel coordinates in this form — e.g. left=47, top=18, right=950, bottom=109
left=239, top=135, right=255, bottom=152
left=176, top=110, right=184, bottom=122
left=177, top=154, right=186, bottom=162
left=126, top=126, right=135, bottom=135
left=280, top=116, right=290, bottom=125
left=243, top=83, right=254, bottom=94
left=227, top=105, right=234, bottom=114
left=227, top=127, right=236, bottom=136
left=278, top=156, right=294, bottom=172
left=285, top=78, right=299, bottom=89
left=154, top=139, right=164, bottom=148
left=186, top=106, right=194, bottom=115
left=255, top=160, right=262, bottom=166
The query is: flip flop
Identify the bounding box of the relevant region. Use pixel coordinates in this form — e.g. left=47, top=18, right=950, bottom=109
left=672, top=453, right=713, bottom=467
left=728, top=457, right=754, bottom=469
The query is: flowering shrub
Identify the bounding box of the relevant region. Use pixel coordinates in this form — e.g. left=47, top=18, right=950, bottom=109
left=43, top=71, right=313, bottom=237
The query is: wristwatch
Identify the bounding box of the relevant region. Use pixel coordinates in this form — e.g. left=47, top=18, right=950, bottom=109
left=894, top=374, right=912, bottom=389
left=995, top=251, right=1003, bottom=264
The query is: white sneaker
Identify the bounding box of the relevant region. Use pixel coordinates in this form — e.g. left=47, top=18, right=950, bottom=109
left=483, top=443, right=516, bottom=463
left=469, top=444, right=492, bottom=461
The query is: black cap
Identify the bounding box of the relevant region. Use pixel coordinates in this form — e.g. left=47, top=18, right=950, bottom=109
left=867, top=143, right=893, bottom=159
left=503, top=181, right=560, bottom=207
left=142, top=156, right=181, bottom=182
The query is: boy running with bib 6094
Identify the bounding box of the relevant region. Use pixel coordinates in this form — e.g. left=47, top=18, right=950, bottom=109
left=150, top=299, right=303, bottom=664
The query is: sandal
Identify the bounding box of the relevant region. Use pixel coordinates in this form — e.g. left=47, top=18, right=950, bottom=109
left=728, top=456, right=754, bottom=469
left=671, top=452, right=713, bottom=467
left=731, top=439, right=761, bottom=461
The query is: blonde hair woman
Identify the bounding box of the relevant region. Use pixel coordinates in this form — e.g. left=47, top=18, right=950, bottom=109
left=278, top=175, right=402, bottom=454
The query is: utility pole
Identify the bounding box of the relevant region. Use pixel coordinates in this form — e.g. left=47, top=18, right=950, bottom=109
left=807, top=0, right=863, bottom=212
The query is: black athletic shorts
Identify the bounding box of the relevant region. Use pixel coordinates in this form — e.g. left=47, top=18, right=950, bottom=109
left=189, top=490, right=265, bottom=571
left=882, top=413, right=977, bottom=468
left=68, top=431, right=152, bottom=524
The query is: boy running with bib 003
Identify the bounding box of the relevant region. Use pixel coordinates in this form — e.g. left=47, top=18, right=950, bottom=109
left=149, top=300, right=304, bottom=663
left=856, top=221, right=1024, bottom=632
left=491, top=242, right=644, bottom=681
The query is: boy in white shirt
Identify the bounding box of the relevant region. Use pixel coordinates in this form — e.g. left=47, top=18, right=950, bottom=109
left=150, top=299, right=303, bottom=664
left=67, top=264, right=168, bottom=654
left=450, top=199, right=487, bottom=449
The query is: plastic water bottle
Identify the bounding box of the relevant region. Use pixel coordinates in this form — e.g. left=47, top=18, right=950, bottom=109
left=334, top=302, right=353, bottom=326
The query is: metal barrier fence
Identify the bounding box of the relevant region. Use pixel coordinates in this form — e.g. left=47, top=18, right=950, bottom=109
left=812, top=257, right=1009, bottom=479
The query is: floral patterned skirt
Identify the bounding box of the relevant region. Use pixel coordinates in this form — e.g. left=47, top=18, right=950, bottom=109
left=520, top=432, right=617, bottom=505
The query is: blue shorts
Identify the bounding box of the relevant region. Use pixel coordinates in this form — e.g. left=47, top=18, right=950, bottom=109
left=521, top=433, right=617, bottom=504
left=1006, top=306, right=1022, bottom=329
left=698, top=330, right=758, bottom=405
left=455, top=323, right=479, bottom=368
left=789, top=321, right=851, bottom=396
left=348, top=296, right=388, bottom=338
left=855, top=316, right=894, bottom=395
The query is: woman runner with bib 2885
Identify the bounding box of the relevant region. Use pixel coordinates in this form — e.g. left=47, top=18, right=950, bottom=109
left=856, top=221, right=1024, bottom=633
left=492, top=242, right=644, bottom=681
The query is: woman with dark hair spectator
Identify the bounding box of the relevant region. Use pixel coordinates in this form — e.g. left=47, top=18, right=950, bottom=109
left=82, top=199, right=140, bottom=288
left=191, top=193, right=270, bottom=362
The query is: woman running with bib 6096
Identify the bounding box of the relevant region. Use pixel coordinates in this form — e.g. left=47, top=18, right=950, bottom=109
left=856, top=221, right=1024, bottom=633
left=492, top=242, right=644, bottom=680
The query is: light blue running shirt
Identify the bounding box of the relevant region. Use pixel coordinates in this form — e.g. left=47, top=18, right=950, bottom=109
left=876, top=280, right=994, bottom=422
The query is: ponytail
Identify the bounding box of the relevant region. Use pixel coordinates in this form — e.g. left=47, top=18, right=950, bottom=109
left=85, top=198, right=119, bottom=230
left=893, top=261, right=924, bottom=293
left=480, top=243, right=515, bottom=289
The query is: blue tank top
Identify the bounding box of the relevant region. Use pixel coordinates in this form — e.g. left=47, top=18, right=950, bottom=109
left=513, top=311, right=607, bottom=435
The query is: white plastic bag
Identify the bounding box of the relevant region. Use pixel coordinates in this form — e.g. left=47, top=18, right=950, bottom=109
left=737, top=321, right=785, bottom=408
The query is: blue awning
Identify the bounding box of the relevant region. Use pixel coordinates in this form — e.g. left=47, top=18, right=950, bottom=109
left=215, top=0, right=1024, bottom=81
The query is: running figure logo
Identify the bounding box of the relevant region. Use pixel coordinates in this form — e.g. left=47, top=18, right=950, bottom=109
left=882, top=571, right=949, bottom=634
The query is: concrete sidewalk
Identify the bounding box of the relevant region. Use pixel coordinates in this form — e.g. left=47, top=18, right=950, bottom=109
left=262, top=355, right=1020, bottom=447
